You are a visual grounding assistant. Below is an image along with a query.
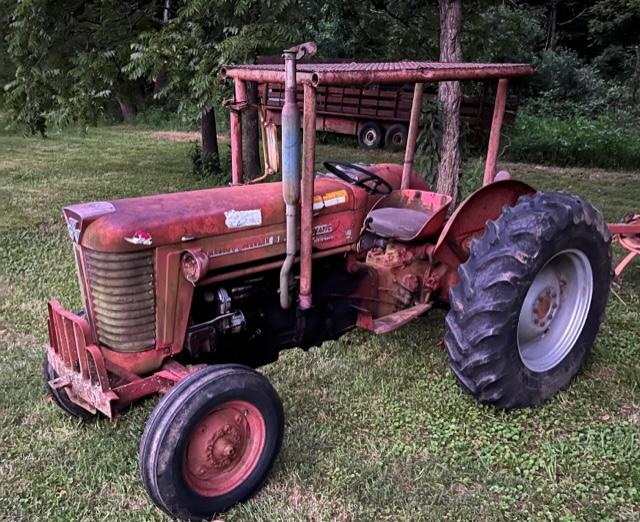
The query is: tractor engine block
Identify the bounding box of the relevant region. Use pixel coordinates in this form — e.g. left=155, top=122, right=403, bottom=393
left=182, top=259, right=359, bottom=367
left=364, top=243, right=431, bottom=317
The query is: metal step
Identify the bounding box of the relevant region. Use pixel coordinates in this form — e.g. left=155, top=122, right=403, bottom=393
left=357, top=302, right=432, bottom=335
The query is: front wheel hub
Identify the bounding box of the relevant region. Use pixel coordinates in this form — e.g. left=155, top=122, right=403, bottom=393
left=517, top=249, right=593, bottom=372
left=184, top=400, right=266, bottom=496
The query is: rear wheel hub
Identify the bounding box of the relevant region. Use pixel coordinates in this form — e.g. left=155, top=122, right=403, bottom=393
left=517, top=249, right=593, bottom=373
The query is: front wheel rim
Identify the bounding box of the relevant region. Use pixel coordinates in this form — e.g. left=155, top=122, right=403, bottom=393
left=183, top=400, right=266, bottom=497
left=517, top=249, right=593, bottom=372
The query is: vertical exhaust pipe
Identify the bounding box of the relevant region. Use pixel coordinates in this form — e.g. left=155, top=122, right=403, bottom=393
left=279, top=42, right=316, bottom=309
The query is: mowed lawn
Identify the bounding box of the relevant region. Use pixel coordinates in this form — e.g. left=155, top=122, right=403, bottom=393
left=0, top=126, right=639, bottom=521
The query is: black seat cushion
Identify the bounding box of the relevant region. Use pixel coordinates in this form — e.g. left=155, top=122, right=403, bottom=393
left=366, top=207, right=432, bottom=241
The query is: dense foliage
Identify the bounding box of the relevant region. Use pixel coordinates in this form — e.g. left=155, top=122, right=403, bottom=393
left=1, top=0, right=638, bottom=169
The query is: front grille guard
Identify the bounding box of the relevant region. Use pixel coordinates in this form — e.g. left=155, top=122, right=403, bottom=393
left=46, top=300, right=194, bottom=418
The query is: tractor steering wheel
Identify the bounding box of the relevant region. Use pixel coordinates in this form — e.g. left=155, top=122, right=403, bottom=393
left=323, top=161, right=392, bottom=196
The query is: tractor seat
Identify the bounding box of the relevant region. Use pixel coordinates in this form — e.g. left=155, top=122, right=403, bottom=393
left=366, top=207, right=433, bottom=242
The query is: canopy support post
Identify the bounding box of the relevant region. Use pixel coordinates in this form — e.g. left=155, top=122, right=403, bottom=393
left=299, top=83, right=317, bottom=310
left=231, top=79, right=246, bottom=184
left=483, top=78, right=508, bottom=185
left=401, top=83, right=424, bottom=190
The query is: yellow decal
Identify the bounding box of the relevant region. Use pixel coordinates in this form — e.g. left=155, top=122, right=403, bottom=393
left=313, top=190, right=348, bottom=211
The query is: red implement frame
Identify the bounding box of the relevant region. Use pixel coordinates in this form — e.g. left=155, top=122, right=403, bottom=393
left=223, top=59, right=536, bottom=310
left=609, top=218, right=640, bottom=279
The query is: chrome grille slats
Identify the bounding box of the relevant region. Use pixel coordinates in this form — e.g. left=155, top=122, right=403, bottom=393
left=84, top=249, right=156, bottom=353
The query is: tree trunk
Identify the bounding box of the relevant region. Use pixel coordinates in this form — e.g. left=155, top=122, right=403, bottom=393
left=436, top=0, right=462, bottom=199
left=243, top=81, right=261, bottom=180
left=546, top=0, right=558, bottom=50
left=201, top=109, right=219, bottom=159
left=116, top=95, right=137, bottom=121
left=632, top=45, right=640, bottom=104
left=154, top=0, right=171, bottom=94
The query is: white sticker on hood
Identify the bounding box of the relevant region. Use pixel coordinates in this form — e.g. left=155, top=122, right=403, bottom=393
left=224, top=209, right=262, bottom=228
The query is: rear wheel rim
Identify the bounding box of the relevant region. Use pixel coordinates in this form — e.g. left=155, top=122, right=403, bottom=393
left=183, top=400, right=266, bottom=497
left=517, top=249, right=593, bottom=372
left=363, top=129, right=378, bottom=146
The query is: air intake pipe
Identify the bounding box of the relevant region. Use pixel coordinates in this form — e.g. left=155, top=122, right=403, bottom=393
left=279, top=42, right=316, bottom=309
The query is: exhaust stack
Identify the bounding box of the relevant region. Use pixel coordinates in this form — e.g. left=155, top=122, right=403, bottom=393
left=279, top=42, right=316, bottom=309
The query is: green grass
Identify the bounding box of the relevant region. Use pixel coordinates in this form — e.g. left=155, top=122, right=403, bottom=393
left=1, top=126, right=639, bottom=521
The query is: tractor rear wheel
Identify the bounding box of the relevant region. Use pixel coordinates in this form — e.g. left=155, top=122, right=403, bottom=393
left=43, top=352, right=98, bottom=421
left=445, top=191, right=611, bottom=409
left=139, top=364, right=284, bottom=520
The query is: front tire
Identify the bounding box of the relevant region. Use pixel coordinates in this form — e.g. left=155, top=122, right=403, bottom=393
left=445, top=191, right=611, bottom=409
left=139, top=365, right=284, bottom=520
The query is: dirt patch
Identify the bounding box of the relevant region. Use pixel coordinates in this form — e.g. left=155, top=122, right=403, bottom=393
left=148, top=131, right=230, bottom=144
left=586, top=365, right=620, bottom=382
left=619, top=403, right=639, bottom=425
left=453, top=482, right=482, bottom=495
left=148, top=131, right=201, bottom=142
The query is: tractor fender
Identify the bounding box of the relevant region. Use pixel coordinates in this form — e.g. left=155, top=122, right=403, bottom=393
left=433, top=179, right=536, bottom=270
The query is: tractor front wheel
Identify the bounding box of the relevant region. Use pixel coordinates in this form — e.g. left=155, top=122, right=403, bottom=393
left=139, top=365, right=284, bottom=520
left=445, top=191, right=611, bottom=408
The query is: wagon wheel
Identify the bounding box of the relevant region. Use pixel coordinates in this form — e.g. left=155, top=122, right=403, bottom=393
left=384, top=124, right=408, bottom=151
left=357, top=121, right=383, bottom=149
left=139, top=365, right=284, bottom=520
left=445, top=191, right=612, bottom=408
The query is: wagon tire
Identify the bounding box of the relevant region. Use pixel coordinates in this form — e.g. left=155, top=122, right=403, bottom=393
left=445, top=191, right=612, bottom=409
left=139, top=364, right=284, bottom=520
left=43, top=352, right=98, bottom=421
left=357, top=121, right=383, bottom=149
left=384, top=123, right=408, bottom=151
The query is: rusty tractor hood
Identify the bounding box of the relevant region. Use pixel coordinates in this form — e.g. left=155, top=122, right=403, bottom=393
left=63, top=164, right=418, bottom=252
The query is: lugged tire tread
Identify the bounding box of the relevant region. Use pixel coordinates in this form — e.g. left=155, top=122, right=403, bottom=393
left=444, top=191, right=611, bottom=409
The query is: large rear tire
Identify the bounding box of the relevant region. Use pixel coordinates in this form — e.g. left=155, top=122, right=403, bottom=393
left=445, top=191, right=611, bottom=409
left=139, top=364, right=284, bottom=520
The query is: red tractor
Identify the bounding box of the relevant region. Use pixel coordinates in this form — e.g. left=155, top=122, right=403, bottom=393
left=45, top=43, right=617, bottom=520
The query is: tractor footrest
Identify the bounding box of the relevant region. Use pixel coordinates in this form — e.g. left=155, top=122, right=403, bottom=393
left=357, top=302, right=432, bottom=334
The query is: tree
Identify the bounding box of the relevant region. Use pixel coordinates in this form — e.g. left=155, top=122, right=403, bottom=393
left=128, top=0, right=301, bottom=173
left=436, top=0, right=462, bottom=199
left=4, top=0, right=160, bottom=133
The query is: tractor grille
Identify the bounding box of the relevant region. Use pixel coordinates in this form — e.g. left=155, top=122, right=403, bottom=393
left=84, top=249, right=156, bottom=353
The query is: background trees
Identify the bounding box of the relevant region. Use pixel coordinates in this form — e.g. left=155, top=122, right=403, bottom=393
left=1, top=1, right=638, bottom=186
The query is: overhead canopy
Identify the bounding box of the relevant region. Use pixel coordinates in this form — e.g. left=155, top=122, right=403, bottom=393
left=222, top=61, right=536, bottom=87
